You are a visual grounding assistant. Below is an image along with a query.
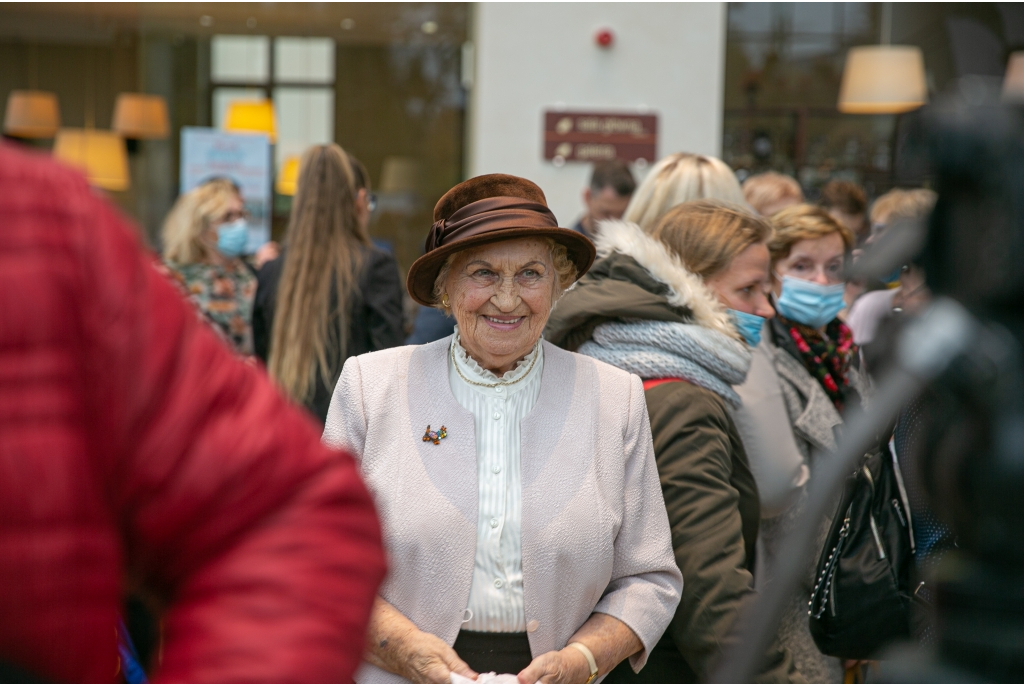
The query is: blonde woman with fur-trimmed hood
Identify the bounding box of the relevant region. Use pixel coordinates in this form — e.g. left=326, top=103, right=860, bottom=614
left=546, top=201, right=801, bottom=684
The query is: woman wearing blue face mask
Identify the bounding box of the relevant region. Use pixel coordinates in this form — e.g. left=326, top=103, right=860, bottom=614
left=733, top=203, right=869, bottom=685
left=546, top=200, right=802, bottom=684
left=160, top=178, right=258, bottom=355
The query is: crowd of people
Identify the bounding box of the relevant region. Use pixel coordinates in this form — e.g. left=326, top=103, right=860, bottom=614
left=0, top=136, right=941, bottom=684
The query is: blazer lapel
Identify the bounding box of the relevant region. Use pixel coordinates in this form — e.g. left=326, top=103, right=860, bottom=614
left=520, top=343, right=592, bottom=656
left=521, top=342, right=582, bottom=499
left=406, top=338, right=478, bottom=523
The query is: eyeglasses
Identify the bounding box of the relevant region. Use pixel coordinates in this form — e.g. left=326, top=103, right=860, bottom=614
left=218, top=209, right=248, bottom=224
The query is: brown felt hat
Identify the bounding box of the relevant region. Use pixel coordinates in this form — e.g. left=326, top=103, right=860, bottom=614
left=406, top=174, right=596, bottom=306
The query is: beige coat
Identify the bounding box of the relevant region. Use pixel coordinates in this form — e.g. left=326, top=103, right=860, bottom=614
left=323, top=336, right=682, bottom=684
left=734, top=322, right=870, bottom=684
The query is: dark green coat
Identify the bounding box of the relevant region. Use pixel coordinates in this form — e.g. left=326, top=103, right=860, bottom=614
left=625, top=380, right=796, bottom=682
left=546, top=224, right=800, bottom=683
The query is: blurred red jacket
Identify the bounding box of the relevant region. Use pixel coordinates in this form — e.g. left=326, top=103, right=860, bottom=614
left=0, top=142, right=385, bottom=682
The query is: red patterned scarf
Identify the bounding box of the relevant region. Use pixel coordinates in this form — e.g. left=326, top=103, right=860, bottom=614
left=779, top=315, right=857, bottom=412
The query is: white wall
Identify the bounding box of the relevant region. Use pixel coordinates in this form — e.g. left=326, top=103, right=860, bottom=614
left=468, top=2, right=727, bottom=228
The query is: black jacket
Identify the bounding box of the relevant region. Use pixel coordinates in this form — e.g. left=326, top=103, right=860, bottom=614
left=253, top=245, right=405, bottom=423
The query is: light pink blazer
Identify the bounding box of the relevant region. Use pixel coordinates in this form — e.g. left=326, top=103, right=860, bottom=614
left=324, top=336, right=682, bottom=684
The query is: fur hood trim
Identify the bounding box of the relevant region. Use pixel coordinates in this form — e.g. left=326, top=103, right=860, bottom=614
left=594, top=220, right=739, bottom=340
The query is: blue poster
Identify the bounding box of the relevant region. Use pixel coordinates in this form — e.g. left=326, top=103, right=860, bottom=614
left=180, top=127, right=271, bottom=252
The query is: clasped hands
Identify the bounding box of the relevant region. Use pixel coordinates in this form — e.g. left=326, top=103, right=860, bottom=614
left=396, top=628, right=592, bottom=683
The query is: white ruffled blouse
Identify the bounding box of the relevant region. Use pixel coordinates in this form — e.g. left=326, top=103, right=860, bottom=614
left=448, top=326, right=543, bottom=633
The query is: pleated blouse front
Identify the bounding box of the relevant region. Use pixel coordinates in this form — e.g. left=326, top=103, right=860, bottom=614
left=447, top=327, right=543, bottom=633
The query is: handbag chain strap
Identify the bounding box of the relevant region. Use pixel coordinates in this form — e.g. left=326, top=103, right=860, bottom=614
left=808, top=514, right=851, bottom=619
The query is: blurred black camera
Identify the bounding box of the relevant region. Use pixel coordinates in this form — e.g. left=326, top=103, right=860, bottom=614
left=880, top=79, right=1024, bottom=682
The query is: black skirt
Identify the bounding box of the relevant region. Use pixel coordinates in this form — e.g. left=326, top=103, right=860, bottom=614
left=603, top=632, right=697, bottom=683
left=452, top=630, right=533, bottom=675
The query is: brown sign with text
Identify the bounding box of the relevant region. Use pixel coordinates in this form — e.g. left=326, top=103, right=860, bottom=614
left=543, top=111, right=658, bottom=164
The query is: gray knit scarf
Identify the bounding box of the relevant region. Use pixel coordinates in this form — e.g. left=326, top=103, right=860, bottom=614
left=578, top=320, right=752, bottom=406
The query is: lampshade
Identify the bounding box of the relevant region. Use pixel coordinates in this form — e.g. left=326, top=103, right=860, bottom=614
left=276, top=155, right=299, bottom=195
left=838, top=46, right=928, bottom=114
left=53, top=129, right=130, bottom=191
left=1003, top=51, right=1024, bottom=103
left=112, top=93, right=169, bottom=139
left=223, top=100, right=276, bottom=142
left=3, top=90, right=61, bottom=138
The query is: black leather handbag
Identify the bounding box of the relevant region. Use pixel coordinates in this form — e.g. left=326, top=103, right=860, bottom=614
left=808, top=438, right=917, bottom=659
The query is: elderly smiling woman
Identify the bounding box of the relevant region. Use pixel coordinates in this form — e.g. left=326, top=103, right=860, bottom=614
left=323, top=174, right=682, bottom=684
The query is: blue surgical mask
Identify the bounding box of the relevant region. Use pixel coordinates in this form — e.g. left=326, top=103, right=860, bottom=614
left=882, top=265, right=903, bottom=285
left=216, top=218, right=249, bottom=258
left=775, top=275, right=846, bottom=328
left=729, top=309, right=765, bottom=347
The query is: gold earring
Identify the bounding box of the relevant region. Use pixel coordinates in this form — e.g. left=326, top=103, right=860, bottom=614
left=441, top=293, right=450, bottom=308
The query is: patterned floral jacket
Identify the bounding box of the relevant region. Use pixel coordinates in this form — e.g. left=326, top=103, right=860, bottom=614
left=159, top=259, right=257, bottom=356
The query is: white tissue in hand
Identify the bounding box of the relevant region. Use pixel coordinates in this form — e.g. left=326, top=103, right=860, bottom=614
left=450, top=672, right=521, bottom=684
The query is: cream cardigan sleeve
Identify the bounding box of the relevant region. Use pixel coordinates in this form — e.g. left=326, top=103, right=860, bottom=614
left=592, top=374, right=684, bottom=671
left=322, top=356, right=367, bottom=457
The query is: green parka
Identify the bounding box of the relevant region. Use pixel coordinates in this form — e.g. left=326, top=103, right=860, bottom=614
left=545, top=221, right=801, bottom=683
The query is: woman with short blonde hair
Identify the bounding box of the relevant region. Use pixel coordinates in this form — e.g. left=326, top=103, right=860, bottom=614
left=733, top=203, right=867, bottom=684
left=768, top=204, right=855, bottom=265
left=623, top=153, right=746, bottom=233
left=160, top=177, right=257, bottom=354
left=845, top=188, right=937, bottom=345
left=869, top=188, right=937, bottom=229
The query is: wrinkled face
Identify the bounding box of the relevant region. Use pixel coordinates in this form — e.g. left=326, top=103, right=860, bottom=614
left=585, top=186, right=631, bottom=224
left=705, top=242, right=775, bottom=318
left=444, top=238, right=555, bottom=374
left=773, top=233, right=846, bottom=294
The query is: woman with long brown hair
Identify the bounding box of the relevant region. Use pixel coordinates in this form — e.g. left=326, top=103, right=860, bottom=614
left=253, top=143, right=404, bottom=423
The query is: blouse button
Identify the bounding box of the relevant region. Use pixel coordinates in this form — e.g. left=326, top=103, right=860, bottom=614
left=463, top=609, right=473, bottom=622
left=492, top=464, right=501, bottom=474
left=526, top=619, right=539, bottom=633
left=493, top=412, right=502, bottom=420
left=495, top=386, right=504, bottom=393
left=490, top=518, right=499, bottom=528
left=494, top=578, right=503, bottom=589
